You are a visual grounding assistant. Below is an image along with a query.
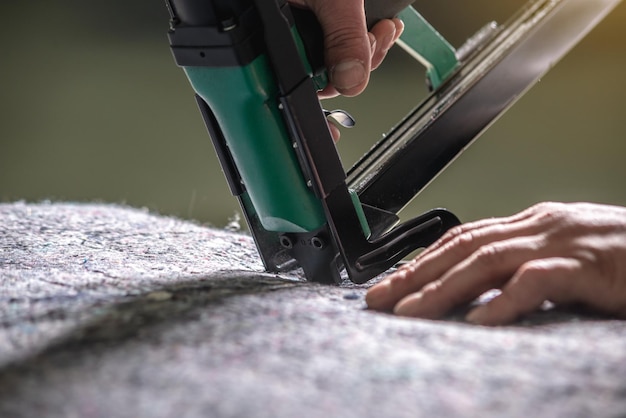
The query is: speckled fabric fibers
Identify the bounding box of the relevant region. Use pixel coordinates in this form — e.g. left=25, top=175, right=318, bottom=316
left=1, top=202, right=625, bottom=418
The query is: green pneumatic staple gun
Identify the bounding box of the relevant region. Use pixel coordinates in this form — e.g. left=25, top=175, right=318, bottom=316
left=165, top=0, right=621, bottom=284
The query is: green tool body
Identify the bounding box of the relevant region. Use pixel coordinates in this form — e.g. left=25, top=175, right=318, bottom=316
left=185, top=61, right=326, bottom=233
left=173, top=0, right=454, bottom=234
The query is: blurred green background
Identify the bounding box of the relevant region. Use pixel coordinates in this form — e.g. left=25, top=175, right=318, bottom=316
left=1, top=0, right=625, bottom=228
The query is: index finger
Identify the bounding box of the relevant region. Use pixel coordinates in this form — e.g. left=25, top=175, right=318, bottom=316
left=365, top=217, right=548, bottom=311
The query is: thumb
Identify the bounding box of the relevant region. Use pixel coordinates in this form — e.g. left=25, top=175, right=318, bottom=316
left=303, top=0, right=372, bottom=96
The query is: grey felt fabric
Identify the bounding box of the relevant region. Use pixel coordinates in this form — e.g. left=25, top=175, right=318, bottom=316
left=1, top=202, right=625, bottom=418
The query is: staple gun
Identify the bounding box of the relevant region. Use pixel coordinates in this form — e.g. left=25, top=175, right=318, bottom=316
left=165, top=0, right=620, bottom=284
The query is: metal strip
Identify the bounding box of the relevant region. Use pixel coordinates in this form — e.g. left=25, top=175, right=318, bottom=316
left=348, top=0, right=621, bottom=215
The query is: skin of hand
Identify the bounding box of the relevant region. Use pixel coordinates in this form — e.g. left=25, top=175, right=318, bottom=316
left=288, top=0, right=404, bottom=98
left=366, top=202, right=626, bottom=325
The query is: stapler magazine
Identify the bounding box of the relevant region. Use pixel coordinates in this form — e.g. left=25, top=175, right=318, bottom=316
left=164, top=0, right=622, bottom=284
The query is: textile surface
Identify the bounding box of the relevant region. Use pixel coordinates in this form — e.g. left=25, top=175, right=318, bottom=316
left=1, top=202, right=625, bottom=418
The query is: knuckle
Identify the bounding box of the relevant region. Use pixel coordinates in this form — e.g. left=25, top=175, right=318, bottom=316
left=517, top=259, right=553, bottom=279
left=529, top=201, right=551, bottom=212
left=325, top=27, right=367, bottom=52
left=443, top=230, right=481, bottom=259
left=531, top=201, right=563, bottom=213
left=389, top=266, right=411, bottom=285
left=445, top=224, right=466, bottom=240
left=450, top=229, right=478, bottom=249
left=506, top=262, right=550, bottom=304
left=534, top=207, right=562, bottom=225
left=422, top=279, right=443, bottom=294
left=576, top=247, right=618, bottom=286
left=530, top=204, right=577, bottom=238
left=472, top=242, right=507, bottom=267
left=435, top=227, right=461, bottom=247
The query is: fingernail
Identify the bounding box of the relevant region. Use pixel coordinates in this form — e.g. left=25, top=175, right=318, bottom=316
left=368, top=32, right=376, bottom=54
left=331, top=59, right=367, bottom=91
left=382, top=28, right=396, bottom=52
left=466, top=306, right=489, bottom=324
left=395, top=19, right=405, bottom=38
left=365, top=279, right=391, bottom=307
